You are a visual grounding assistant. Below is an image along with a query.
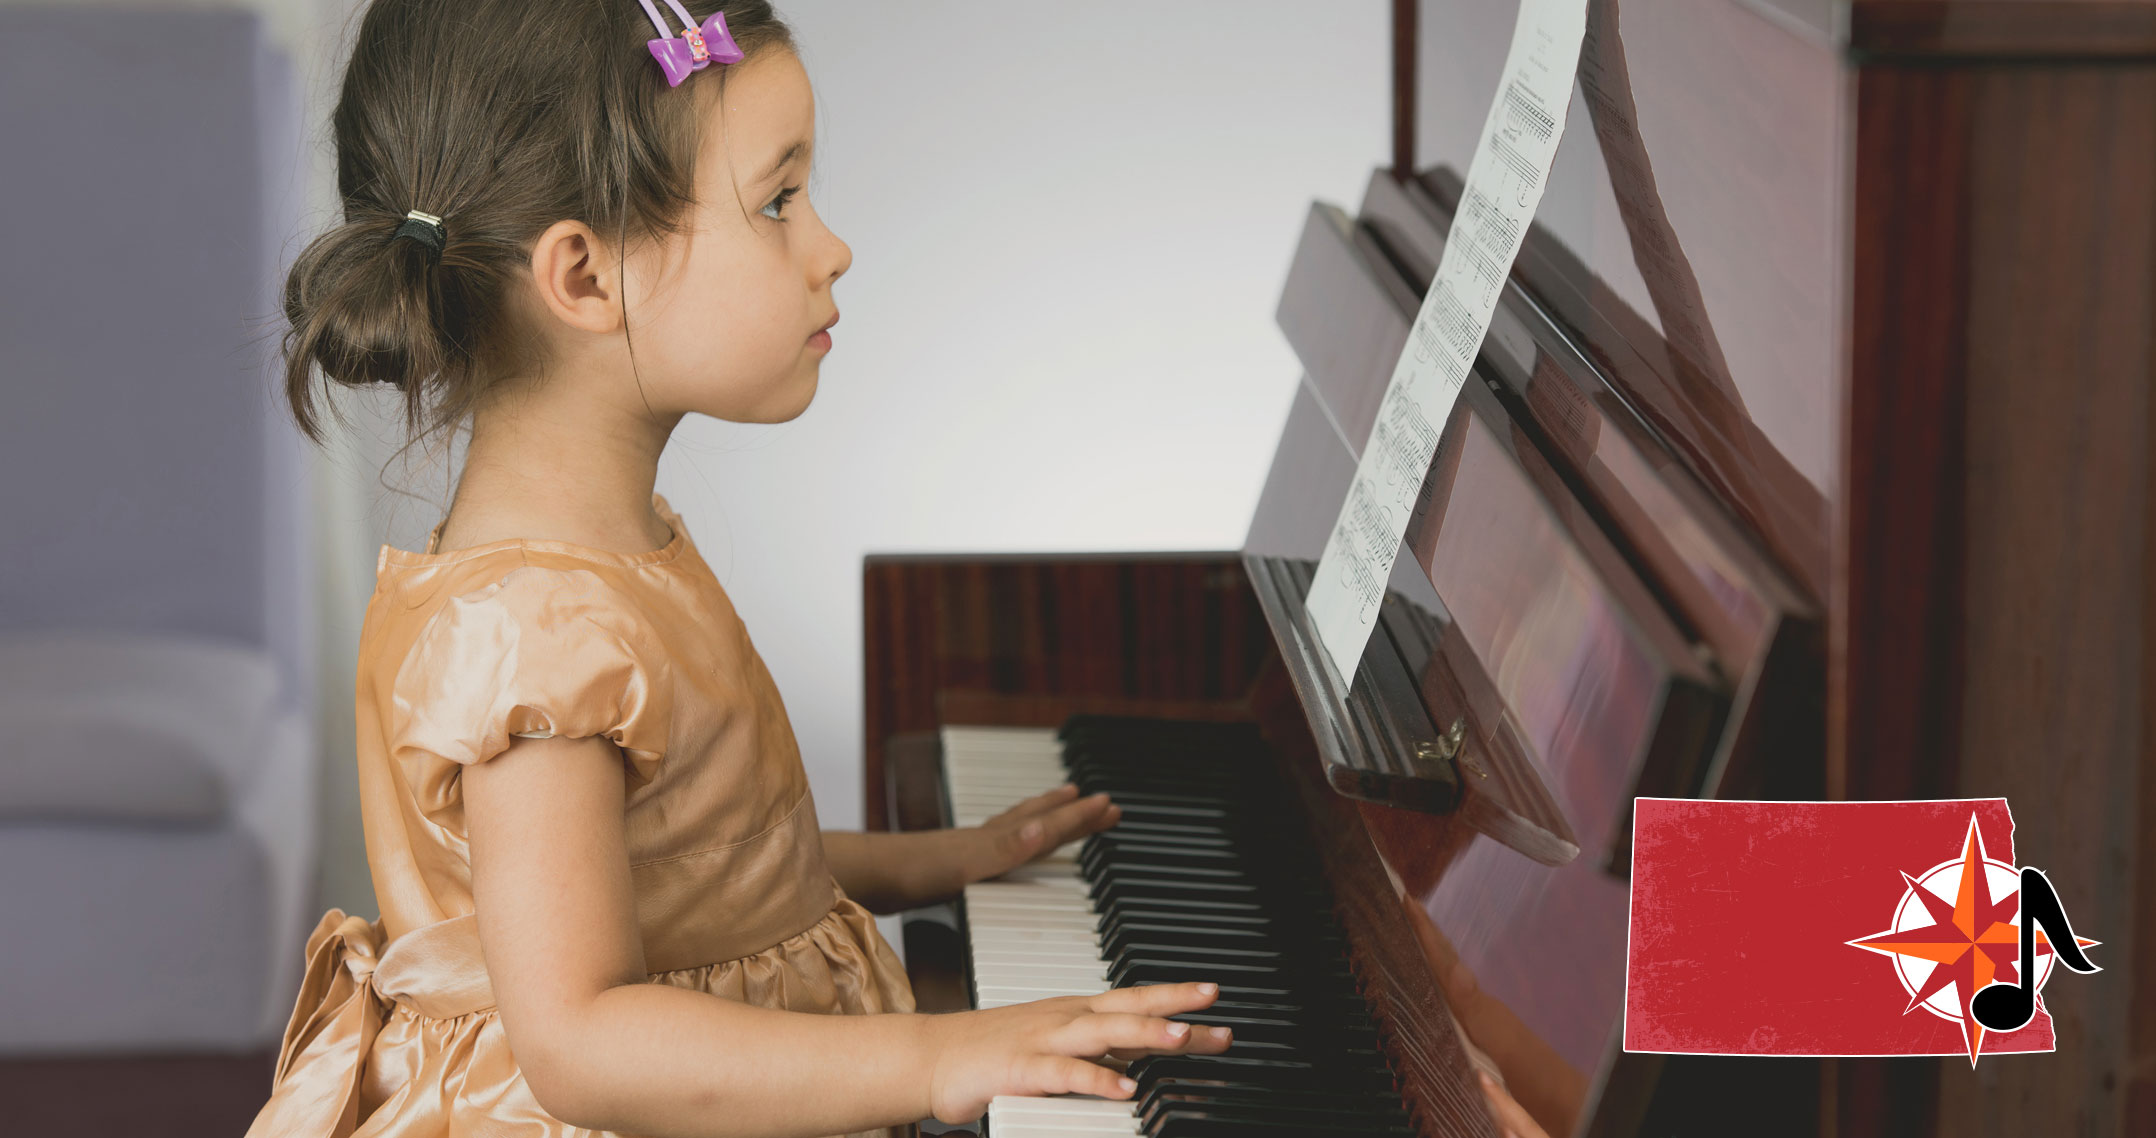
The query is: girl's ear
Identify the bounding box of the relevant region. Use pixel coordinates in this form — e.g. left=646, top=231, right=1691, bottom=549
left=526, top=219, right=623, bottom=335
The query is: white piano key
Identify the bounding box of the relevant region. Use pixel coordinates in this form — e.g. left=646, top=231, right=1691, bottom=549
left=988, top=1096, right=1141, bottom=1136
left=966, top=894, right=1091, bottom=906
left=970, top=935, right=1104, bottom=950
left=945, top=725, right=1141, bottom=1138
left=976, top=984, right=1107, bottom=1003
left=991, top=1097, right=1134, bottom=1116
left=969, top=931, right=1105, bottom=947
left=963, top=894, right=1093, bottom=911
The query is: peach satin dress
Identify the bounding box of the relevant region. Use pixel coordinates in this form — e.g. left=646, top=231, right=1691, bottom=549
left=246, top=494, right=915, bottom=1138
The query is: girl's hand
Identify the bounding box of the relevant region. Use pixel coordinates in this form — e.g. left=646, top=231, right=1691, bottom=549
left=923, top=981, right=1234, bottom=1123
left=956, top=782, right=1121, bottom=885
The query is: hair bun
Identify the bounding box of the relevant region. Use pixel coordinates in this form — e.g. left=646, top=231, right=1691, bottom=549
left=280, top=212, right=449, bottom=405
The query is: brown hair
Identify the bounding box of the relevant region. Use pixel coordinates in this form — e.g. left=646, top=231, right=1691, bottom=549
left=279, top=0, right=796, bottom=449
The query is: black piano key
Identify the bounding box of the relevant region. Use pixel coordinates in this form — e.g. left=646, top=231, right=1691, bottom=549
left=1091, top=876, right=1331, bottom=909
left=1198, top=996, right=1383, bottom=1021
left=1093, top=875, right=1322, bottom=904
left=1138, top=1082, right=1405, bottom=1117
left=1088, top=831, right=1237, bottom=852
left=1170, top=1008, right=1380, bottom=1036
left=1083, top=801, right=1233, bottom=821
left=1111, top=959, right=1300, bottom=986
left=1084, top=855, right=1262, bottom=884
left=1080, top=838, right=1249, bottom=865
left=1099, top=907, right=1275, bottom=932
left=1094, top=820, right=1243, bottom=840
left=1139, top=1090, right=1413, bottom=1131
left=1129, top=980, right=1309, bottom=1002
left=1149, top=1108, right=1417, bottom=1137
left=1125, top=1054, right=1399, bottom=1096
left=1100, top=922, right=1343, bottom=957
left=1107, top=940, right=1292, bottom=964
left=1092, top=879, right=1263, bottom=911
left=966, top=715, right=1426, bottom=1136
left=1080, top=843, right=1324, bottom=882
left=1164, top=1019, right=1383, bottom=1051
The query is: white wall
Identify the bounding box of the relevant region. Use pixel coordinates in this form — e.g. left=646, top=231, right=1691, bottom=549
left=665, top=1, right=1389, bottom=833
left=307, top=0, right=1391, bottom=917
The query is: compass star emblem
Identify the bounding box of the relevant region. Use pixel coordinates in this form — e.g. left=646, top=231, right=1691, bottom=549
left=1846, top=815, right=2098, bottom=1066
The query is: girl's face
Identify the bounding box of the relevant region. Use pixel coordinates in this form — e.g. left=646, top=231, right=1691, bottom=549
left=620, top=48, right=846, bottom=424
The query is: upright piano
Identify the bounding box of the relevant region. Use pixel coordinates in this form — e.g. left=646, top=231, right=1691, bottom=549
left=866, top=3, right=2156, bottom=1135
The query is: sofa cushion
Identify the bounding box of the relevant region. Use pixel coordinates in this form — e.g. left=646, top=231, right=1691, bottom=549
left=0, top=713, right=227, bottom=824
left=0, top=632, right=283, bottom=823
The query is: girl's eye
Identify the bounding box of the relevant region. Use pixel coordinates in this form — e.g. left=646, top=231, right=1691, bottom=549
left=760, top=186, right=800, bottom=222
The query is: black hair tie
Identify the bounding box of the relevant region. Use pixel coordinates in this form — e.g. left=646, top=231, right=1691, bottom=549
left=392, top=209, right=446, bottom=259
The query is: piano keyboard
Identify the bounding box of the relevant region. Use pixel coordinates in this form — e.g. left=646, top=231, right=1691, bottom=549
left=943, top=718, right=1419, bottom=1138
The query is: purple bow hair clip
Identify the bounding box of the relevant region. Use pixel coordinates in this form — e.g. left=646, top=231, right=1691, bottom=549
left=639, top=0, right=745, bottom=87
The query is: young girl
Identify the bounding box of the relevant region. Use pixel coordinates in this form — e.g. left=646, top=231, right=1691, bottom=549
left=245, top=2, right=1231, bottom=1135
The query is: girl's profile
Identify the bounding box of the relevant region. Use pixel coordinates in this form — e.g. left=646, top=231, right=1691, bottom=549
left=246, top=2, right=1230, bottom=1135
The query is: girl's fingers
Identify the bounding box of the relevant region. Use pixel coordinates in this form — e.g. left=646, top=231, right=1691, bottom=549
left=991, top=793, right=1117, bottom=869
left=1036, top=794, right=1118, bottom=844
left=1057, top=1012, right=1197, bottom=1057
left=1025, top=1054, right=1136, bottom=1100
left=1002, top=783, right=1083, bottom=820
left=1087, top=981, right=1221, bottom=1017
left=1187, top=1023, right=1234, bottom=1053
left=1106, top=1023, right=1232, bottom=1061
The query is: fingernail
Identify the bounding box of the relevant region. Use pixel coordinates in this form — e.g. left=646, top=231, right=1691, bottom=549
left=1167, top=1021, right=1190, bottom=1039
left=1196, top=982, right=1217, bottom=996
left=1478, top=1070, right=1497, bottom=1088
left=1211, top=1027, right=1231, bottom=1041
left=1021, top=820, right=1042, bottom=840
left=1118, top=1076, right=1136, bottom=1092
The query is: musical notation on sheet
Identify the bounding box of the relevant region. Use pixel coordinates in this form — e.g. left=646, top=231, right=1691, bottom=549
left=1304, top=0, right=1590, bottom=686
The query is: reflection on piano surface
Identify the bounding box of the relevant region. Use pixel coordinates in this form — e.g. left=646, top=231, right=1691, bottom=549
left=868, top=2, right=2156, bottom=1135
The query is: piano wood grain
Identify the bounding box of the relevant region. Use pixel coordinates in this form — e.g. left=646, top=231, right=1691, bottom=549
left=1849, top=2, right=2156, bottom=59
left=1843, top=53, right=2156, bottom=1138
left=863, top=556, right=1273, bottom=833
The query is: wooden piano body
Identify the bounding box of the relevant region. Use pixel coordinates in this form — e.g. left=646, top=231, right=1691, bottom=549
left=867, top=2, right=2156, bottom=1135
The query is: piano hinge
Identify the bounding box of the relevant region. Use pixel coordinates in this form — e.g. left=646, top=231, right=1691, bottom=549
left=1417, top=717, right=1485, bottom=783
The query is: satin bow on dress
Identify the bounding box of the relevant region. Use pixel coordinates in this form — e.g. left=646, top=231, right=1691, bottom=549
left=251, top=910, right=499, bottom=1138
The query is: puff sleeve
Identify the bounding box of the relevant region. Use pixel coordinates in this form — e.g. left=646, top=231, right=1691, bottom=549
left=387, top=564, right=674, bottom=824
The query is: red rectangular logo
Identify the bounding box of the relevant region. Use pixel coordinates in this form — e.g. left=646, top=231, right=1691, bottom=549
left=1625, top=798, right=2071, bottom=1063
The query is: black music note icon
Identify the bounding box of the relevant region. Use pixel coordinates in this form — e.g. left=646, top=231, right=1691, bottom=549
left=1968, top=866, right=2100, bottom=1033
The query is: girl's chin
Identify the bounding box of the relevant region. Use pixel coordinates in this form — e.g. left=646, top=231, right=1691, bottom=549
left=684, top=368, right=819, bottom=424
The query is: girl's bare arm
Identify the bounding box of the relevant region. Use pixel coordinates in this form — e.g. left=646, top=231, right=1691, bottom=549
left=463, top=733, right=1228, bottom=1138
left=823, top=783, right=1121, bottom=913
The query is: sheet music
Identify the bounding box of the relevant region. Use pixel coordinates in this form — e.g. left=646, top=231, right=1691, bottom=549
left=1304, top=0, right=1589, bottom=685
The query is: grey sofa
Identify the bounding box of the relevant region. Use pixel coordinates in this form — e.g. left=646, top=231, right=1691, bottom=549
left=0, top=7, right=319, bottom=1055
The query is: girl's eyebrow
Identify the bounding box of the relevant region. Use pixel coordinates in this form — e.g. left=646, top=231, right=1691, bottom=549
left=752, top=140, right=809, bottom=185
